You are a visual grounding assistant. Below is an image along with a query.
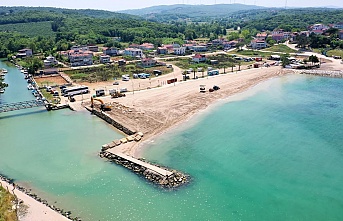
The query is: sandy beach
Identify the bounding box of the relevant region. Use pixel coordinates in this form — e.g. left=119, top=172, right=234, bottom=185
left=0, top=180, right=70, bottom=221
left=77, top=65, right=292, bottom=157
left=74, top=49, right=343, bottom=159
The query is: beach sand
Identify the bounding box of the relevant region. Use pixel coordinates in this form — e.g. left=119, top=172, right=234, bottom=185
left=78, top=65, right=291, bottom=157
left=0, top=180, right=70, bottom=221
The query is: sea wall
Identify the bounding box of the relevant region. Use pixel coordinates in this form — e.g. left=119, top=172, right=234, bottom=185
left=86, top=107, right=136, bottom=135
left=0, top=173, right=81, bottom=221
left=99, top=151, right=189, bottom=189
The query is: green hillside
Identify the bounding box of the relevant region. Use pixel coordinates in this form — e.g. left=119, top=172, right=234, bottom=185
left=0, top=21, right=54, bottom=37
left=120, top=4, right=265, bottom=21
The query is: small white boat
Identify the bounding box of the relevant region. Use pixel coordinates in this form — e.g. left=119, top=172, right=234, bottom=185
left=2, top=68, right=8, bottom=73
left=27, top=84, right=34, bottom=90
left=0, top=89, right=5, bottom=93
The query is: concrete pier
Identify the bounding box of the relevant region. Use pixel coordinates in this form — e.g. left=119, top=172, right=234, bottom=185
left=106, top=149, right=173, bottom=177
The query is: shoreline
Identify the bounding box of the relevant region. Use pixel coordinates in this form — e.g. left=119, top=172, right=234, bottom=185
left=0, top=174, right=78, bottom=221
left=85, top=66, right=292, bottom=158
left=128, top=68, right=291, bottom=157
left=134, top=72, right=295, bottom=158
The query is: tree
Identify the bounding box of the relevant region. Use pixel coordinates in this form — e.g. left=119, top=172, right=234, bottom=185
left=308, top=55, right=319, bottom=64
left=281, top=54, right=290, bottom=68
left=23, top=57, right=44, bottom=75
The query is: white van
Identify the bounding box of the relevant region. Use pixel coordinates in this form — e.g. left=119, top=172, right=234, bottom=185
left=120, top=88, right=127, bottom=93
left=122, top=75, right=130, bottom=81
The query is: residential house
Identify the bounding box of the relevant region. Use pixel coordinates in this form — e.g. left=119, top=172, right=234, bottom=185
left=173, top=46, right=186, bottom=55
left=309, top=24, right=329, bottom=35
left=226, top=40, right=238, bottom=49
left=88, top=45, right=99, bottom=52
left=310, top=24, right=328, bottom=31
left=124, top=48, right=143, bottom=58
left=256, top=33, right=268, bottom=41
left=250, top=39, right=267, bottom=49
left=43, top=55, right=58, bottom=67
left=139, top=43, right=155, bottom=51
left=192, top=54, right=207, bottom=63
left=183, top=43, right=196, bottom=50
left=333, top=22, right=343, bottom=30
left=283, top=32, right=291, bottom=39
left=129, top=43, right=140, bottom=49
left=103, top=47, right=118, bottom=56
left=272, top=33, right=285, bottom=42
left=157, top=47, right=168, bottom=55
left=211, top=38, right=226, bottom=46
left=192, top=45, right=207, bottom=52
left=140, top=58, right=157, bottom=67
left=68, top=49, right=93, bottom=67
left=17, top=48, right=33, bottom=58
left=100, top=55, right=111, bottom=64
left=71, top=45, right=88, bottom=51
left=339, top=30, right=343, bottom=40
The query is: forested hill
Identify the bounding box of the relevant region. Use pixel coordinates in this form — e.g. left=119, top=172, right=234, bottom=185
left=119, top=4, right=265, bottom=22
left=0, top=6, right=139, bottom=21
left=239, top=8, right=343, bottom=31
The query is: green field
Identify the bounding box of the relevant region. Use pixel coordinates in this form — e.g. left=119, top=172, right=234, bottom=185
left=228, top=49, right=272, bottom=58
left=0, top=21, right=55, bottom=37
left=266, top=44, right=297, bottom=53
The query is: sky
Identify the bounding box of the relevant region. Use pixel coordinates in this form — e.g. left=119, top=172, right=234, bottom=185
left=1, top=0, right=342, bottom=11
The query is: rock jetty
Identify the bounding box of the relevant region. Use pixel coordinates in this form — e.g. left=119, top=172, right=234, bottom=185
left=299, top=70, right=343, bottom=78
left=99, top=151, right=189, bottom=189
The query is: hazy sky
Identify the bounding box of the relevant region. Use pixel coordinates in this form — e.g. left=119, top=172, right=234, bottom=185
left=1, top=0, right=342, bottom=11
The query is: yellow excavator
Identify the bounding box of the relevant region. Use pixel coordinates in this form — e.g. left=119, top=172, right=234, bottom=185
left=111, top=90, right=126, bottom=98
left=91, top=97, right=111, bottom=111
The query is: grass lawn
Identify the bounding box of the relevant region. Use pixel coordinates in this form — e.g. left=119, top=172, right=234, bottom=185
left=0, top=186, right=17, bottom=221
left=312, top=48, right=343, bottom=58
left=228, top=49, right=272, bottom=58
left=325, top=49, right=343, bottom=58
left=267, top=44, right=297, bottom=53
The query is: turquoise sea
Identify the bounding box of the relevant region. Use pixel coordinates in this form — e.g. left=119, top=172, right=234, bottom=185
left=1, top=61, right=343, bottom=220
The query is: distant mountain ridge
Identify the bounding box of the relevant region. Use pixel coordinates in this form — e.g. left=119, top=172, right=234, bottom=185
left=120, top=4, right=265, bottom=21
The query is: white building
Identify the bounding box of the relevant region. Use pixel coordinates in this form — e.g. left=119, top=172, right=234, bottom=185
left=124, top=48, right=143, bottom=58
left=68, top=50, right=93, bottom=67
left=44, top=55, right=58, bottom=67
left=100, top=55, right=111, bottom=64
left=173, top=47, right=186, bottom=55
left=250, top=39, right=267, bottom=49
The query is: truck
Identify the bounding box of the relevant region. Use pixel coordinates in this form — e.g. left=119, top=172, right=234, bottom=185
left=96, top=89, right=105, bottom=97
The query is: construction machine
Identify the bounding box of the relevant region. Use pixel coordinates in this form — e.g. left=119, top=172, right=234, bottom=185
left=91, top=97, right=111, bottom=111
left=110, top=90, right=126, bottom=98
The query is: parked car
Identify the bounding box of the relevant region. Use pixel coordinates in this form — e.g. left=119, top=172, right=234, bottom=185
left=113, top=81, right=119, bottom=85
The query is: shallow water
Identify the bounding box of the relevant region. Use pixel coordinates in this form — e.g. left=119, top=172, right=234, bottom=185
left=1, top=61, right=343, bottom=220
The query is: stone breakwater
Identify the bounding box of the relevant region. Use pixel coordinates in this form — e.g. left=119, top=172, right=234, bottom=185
left=85, top=107, right=136, bottom=135
left=0, top=173, right=81, bottom=221
left=299, top=70, right=343, bottom=78
left=99, top=151, right=189, bottom=189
